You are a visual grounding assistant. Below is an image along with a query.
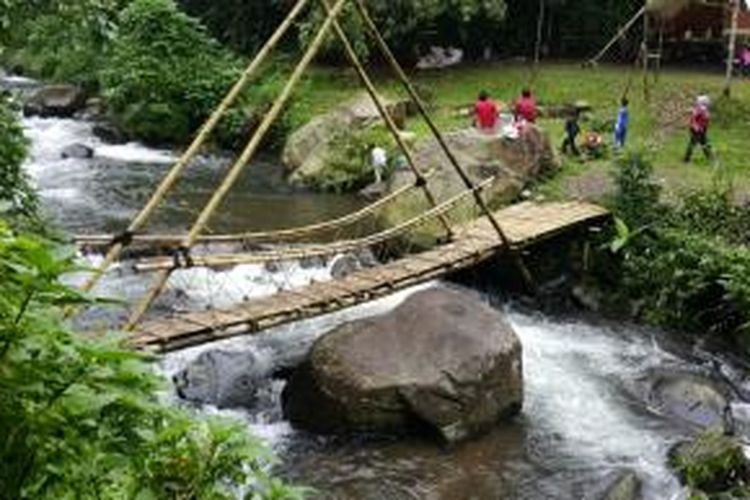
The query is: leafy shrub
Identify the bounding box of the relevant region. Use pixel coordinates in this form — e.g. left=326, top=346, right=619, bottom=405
left=0, top=94, right=38, bottom=222
left=671, top=183, right=750, bottom=245
left=611, top=151, right=663, bottom=229
left=101, top=0, right=245, bottom=145
left=0, top=222, right=304, bottom=498
left=600, top=153, right=750, bottom=350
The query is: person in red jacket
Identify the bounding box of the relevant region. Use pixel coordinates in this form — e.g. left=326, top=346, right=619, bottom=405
left=684, top=95, right=714, bottom=163
left=474, top=90, right=498, bottom=133
left=514, top=88, right=538, bottom=124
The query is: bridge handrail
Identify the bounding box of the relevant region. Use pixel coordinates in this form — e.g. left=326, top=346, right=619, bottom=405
left=132, top=176, right=496, bottom=272
left=74, top=171, right=435, bottom=248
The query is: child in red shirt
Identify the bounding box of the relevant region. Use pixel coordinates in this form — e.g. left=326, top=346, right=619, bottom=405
left=475, top=91, right=499, bottom=133
left=684, top=95, right=713, bottom=163
left=514, top=88, right=538, bottom=124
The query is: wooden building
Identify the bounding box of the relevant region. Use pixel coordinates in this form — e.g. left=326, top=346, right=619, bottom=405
left=642, top=1, right=749, bottom=60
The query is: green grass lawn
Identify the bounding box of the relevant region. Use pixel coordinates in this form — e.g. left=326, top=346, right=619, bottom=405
left=294, top=62, right=750, bottom=201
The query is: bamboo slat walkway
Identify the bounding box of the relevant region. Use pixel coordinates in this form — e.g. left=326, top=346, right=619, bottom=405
left=132, top=201, right=609, bottom=352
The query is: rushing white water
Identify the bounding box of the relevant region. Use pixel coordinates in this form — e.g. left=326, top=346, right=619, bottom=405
left=161, top=284, right=692, bottom=499
left=510, top=310, right=685, bottom=499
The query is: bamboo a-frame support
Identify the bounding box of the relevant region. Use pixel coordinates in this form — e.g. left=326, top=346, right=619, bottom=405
left=125, top=0, right=350, bottom=329
left=586, top=6, right=646, bottom=66
left=112, top=0, right=532, bottom=330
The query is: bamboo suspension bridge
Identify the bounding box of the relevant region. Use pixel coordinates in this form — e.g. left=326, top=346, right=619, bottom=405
left=71, top=0, right=611, bottom=352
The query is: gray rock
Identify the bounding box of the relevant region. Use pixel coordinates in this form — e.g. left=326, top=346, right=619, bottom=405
left=93, top=122, right=128, bottom=145
left=75, top=97, right=106, bottom=121
left=61, top=143, right=94, bottom=160
left=648, top=373, right=730, bottom=429
left=173, top=349, right=268, bottom=409
left=282, top=285, right=524, bottom=442
left=585, top=470, right=641, bottom=500
left=23, top=84, right=85, bottom=118
left=356, top=248, right=378, bottom=268
left=572, top=284, right=603, bottom=312
left=330, top=253, right=360, bottom=279
left=299, top=255, right=327, bottom=270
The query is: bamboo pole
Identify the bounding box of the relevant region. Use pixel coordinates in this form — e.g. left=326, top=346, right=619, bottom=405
left=125, top=0, right=350, bottom=330
left=75, top=0, right=310, bottom=299
left=586, top=7, right=646, bottom=66
left=352, top=0, right=536, bottom=290
left=319, top=0, right=453, bottom=240
left=724, top=0, right=740, bottom=96
left=534, top=0, right=546, bottom=69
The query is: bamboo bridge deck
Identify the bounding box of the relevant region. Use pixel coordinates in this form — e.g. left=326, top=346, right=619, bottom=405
left=131, top=201, right=610, bottom=353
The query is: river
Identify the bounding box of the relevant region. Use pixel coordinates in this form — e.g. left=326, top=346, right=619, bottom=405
left=15, top=88, right=745, bottom=499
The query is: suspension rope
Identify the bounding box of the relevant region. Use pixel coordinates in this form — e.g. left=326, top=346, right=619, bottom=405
left=352, top=0, right=536, bottom=291
left=74, top=168, right=437, bottom=249
left=124, top=0, right=350, bottom=331
left=75, top=0, right=311, bottom=298
left=132, top=176, right=496, bottom=273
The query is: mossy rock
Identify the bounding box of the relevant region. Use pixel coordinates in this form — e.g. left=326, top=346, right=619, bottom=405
left=379, top=126, right=558, bottom=248
left=669, top=427, right=750, bottom=496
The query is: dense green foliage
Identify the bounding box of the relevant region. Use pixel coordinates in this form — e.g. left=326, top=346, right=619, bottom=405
left=100, top=0, right=245, bottom=145
left=0, top=95, right=38, bottom=223
left=178, top=0, right=644, bottom=61
left=299, top=0, right=508, bottom=62
left=600, top=153, right=750, bottom=351
left=0, top=0, right=126, bottom=88
left=0, top=222, right=303, bottom=498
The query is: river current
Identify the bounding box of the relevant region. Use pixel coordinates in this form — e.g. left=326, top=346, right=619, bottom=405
left=13, top=82, right=728, bottom=499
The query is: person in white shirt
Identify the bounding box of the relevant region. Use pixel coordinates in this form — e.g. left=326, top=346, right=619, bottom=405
left=370, top=146, right=388, bottom=184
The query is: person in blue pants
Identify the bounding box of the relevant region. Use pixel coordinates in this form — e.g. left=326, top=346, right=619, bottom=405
left=614, top=97, right=629, bottom=150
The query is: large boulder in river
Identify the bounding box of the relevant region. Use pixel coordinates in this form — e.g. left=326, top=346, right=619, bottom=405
left=23, top=84, right=85, bottom=118
left=282, top=285, right=524, bottom=442
left=283, top=92, right=409, bottom=184
left=380, top=126, right=559, bottom=247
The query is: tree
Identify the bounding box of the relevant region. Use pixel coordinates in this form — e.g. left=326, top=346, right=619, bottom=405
left=101, top=0, right=245, bottom=144
left=179, top=0, right=508, bottom=61
left=0, top=94, right=38, bottom=223
left=0, top=0, right=126, bottom=87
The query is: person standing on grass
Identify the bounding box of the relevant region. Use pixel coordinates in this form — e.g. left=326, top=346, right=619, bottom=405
left=741, top=45, right=750, bottom=76
left=514, top=88, right=538, bottom=124
left=474, top=90, right=499, bottom=133
left=614, top=97, right=630, bottom=150
left=684, top=95, right=714, bottom=163
left=562, top=109, right=581, bottom=156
